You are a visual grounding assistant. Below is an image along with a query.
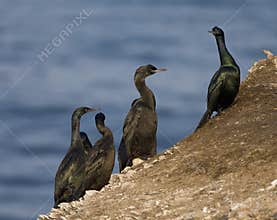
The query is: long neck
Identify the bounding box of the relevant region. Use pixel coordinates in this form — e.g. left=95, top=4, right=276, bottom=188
left=96, top=120, right=111, bottom=137
left=71, top=115, right=81, bottom=145
left=135, top=77, right=155, bottom=110
left=96, top=121, right=113, bottom=146
left=215, top=35, right=237, bottom=66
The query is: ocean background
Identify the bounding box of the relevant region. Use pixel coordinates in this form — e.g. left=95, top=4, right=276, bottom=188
left=0, top=1, right=276, bottom=219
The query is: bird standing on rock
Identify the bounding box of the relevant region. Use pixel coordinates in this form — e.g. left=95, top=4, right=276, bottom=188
left=83, top=112, right=115, bottom=192
left=54, top=108, right=114, bottom=207
left=54, top=107, right=96, bottom=207
left=118, top=64, right=167, bottom=172
left=196, top=26, right=240, bottom=130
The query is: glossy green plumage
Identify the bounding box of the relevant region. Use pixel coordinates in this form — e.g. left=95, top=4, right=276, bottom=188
left=196, top=27, right=240, bottom=130
left=207, top=66, right=240, bottom=111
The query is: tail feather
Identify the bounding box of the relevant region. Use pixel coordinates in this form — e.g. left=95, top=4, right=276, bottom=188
left=195, top=110, right=211, bottom=131
left=118, top=138, right=128, bottom=172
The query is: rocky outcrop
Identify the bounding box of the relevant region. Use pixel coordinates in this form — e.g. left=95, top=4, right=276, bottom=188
left=39, top=52, right=277, bottom=220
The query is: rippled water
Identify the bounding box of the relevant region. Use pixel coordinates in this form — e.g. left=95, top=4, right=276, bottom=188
left=0, top=1, right=276, bottom=219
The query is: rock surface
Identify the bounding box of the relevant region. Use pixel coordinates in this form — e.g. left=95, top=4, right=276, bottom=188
left=39, top=52, right=277, bottom=220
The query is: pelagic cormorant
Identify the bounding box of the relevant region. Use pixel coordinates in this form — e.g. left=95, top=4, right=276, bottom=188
left=54, top=109, right=115, bottom=207
left=118, top=64, right=167, bottom=172
left=196, top=26, right=240, bottom=130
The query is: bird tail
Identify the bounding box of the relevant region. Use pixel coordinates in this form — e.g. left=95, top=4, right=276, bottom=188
left=195, top=110, right=211, bottom=131
left=118, top=138, right=128, bottom=172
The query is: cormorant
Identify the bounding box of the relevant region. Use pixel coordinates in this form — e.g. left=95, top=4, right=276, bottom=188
left=83, top=112, right=115, bottom=191
left=196, top=26, right=240, bottom=130
left=54, top=109, right=115, bottom=207
left=54, top=107, right=95, bottom=207
left=118, top=64, right=167, bottom=172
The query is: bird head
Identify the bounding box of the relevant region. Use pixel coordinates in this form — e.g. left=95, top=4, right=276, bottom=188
left=72, top=107, right=96, bottom=119
left=95, top=112, right=106, bottom=122
left=209, top=26, right=224, bottom=37
left=95, top=112, right=108, bottom=135
left=135, top=64, right=167, bottom=79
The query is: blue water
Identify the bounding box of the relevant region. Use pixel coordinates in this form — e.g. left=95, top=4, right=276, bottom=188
left=0, top=1, right=276, bottom=219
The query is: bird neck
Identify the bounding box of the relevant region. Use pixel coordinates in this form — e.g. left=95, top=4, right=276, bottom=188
left=135, top=78, right=155, bottom=110
left=96, top=121, right=113, bottom=147
left=71, top=115, right=81, bottom=145
left=96, top=120, right=111, bottom=137
left=215, top=35, right=237, bottom=67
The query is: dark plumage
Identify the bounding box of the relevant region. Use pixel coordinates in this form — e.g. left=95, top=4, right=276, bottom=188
left=54, top=107, right=95, bottom=207
left=82, top=112, right=115, bottom=191
left=54, top=109, right=115, bottom=207
left=118, top=64, right=167, bottom=172
left=80, top=131, right=92, bottom=152
left=196, top=26, right=240, bottom=130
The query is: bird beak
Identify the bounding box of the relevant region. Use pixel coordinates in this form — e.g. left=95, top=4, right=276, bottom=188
left=152, top=68, right=167, bottom=73
left=87, top=108, right=98, bottom=112
left=208, top=30, right=214, bottom=34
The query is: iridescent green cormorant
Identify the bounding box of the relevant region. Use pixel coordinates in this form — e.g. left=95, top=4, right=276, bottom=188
left=196, top=26, right=240, bottom=130
left=54, top=109, right=115, bottom=207
left=118, top=64, right=167, bottom=172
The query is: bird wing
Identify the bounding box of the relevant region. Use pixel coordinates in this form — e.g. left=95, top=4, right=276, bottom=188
left=131, top=98, right=140, bottom=107
left=207, top=68, right=226, bottom=111
left=118, top=138, right=128, bottom=171
left=118, top=100, right=143, bottom=171
left=54, top=145, right=86, bottom=205
left=208, top=69, right=221, bottom=96
left=207, top=66, right=239, bottom=110
left=84, top=145, right=106, bottom=181
left=208, top=80, right=224, bottom=111
left=208, top=66, right=239, bottom=96
left=123, top=102, right=142, bottom=153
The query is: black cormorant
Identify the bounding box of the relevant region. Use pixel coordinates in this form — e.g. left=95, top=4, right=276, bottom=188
left=83, top=112, right=115, bottom=191
left=54, top=109, right=115, bottom=207
left=118, top=64, right=167, bottom=172
left=54, top=107, right=95, bottom=207
left=196, top=26, right=240, bottom=130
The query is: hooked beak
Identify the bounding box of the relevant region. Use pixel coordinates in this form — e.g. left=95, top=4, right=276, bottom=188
left=152, top=68, right=167, bottom=73
left=208, top=30, right=215, bottom=35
